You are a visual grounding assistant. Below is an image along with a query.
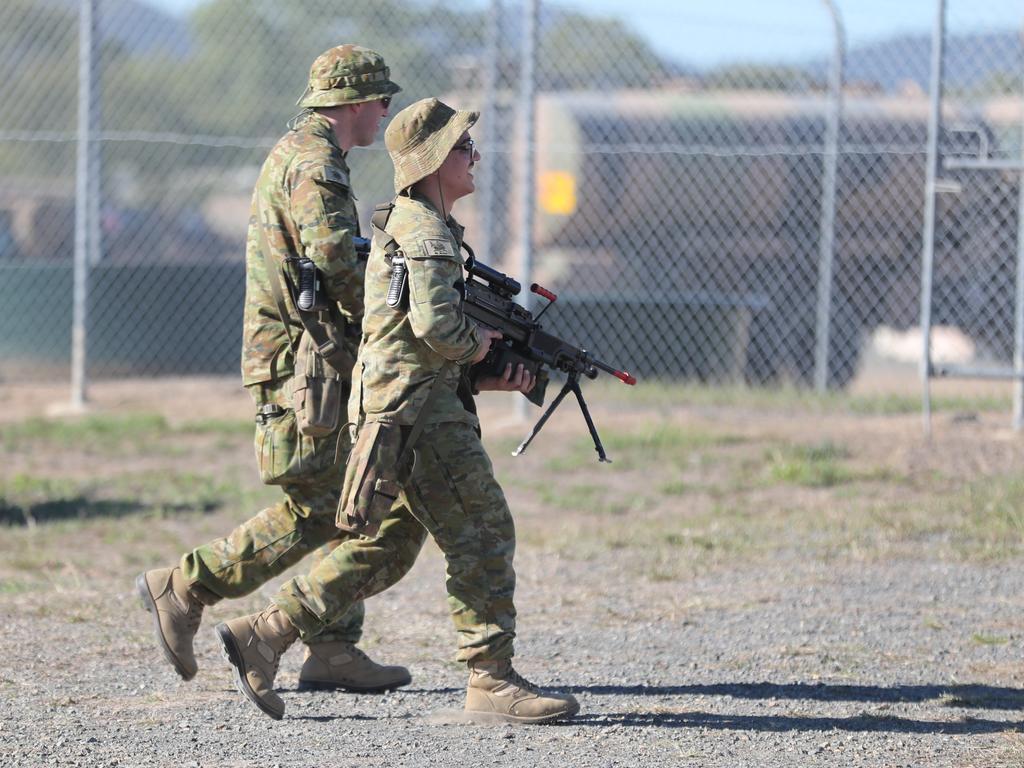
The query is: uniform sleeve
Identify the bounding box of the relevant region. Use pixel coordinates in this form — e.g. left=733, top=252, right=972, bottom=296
left=289, top=162, right=364, bottom=323
left=406, top=238, right=480, bottom=363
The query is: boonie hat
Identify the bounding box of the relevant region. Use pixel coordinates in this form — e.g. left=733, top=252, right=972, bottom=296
left=385, top=98, right=479, bottom=193
left=296, top=45, right=401, bottom=109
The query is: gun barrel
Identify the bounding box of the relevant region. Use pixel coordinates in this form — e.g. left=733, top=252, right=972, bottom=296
left=591, top=357, right=637, bottom=385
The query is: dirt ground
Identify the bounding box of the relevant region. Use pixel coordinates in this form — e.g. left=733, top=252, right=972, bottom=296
left=3, top=364, right=1024, bottom=766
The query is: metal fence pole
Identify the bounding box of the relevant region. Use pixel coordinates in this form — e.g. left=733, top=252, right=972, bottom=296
left=918, top=0, right=947, bottom=437
left=478, top=0, right=502, bottom=266
left=1012, top=55, right=1024, bottom=430
left=813, top=0, right=845, bottom=393
left=71, top=0, right=99, bottom=409
left=513, top=0, right=538, bottom=419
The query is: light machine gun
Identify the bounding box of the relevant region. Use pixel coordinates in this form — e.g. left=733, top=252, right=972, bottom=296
left=461, top=249, right=636, bottom=463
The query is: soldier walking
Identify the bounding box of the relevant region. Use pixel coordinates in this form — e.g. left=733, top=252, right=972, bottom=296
left=215, top=97, right=580, bottom=724
left=136, top=45, right=426, bottom=695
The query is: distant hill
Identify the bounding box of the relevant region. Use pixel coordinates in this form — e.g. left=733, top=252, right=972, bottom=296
left=808, top=31, right=1021, bottom=93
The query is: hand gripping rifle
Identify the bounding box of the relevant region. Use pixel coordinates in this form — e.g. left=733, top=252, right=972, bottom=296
left=461, top=248, right=636, bottom=463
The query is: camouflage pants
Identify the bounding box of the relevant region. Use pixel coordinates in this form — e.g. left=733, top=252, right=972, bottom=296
left=274, top=420, right=517, bottom=663
left=179, top=381, right=424, bottom=644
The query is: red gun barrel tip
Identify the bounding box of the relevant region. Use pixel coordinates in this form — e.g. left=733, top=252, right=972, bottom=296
left=616, top=371, right=637, bottom=386
left=530, top=283, right=557, bottom=302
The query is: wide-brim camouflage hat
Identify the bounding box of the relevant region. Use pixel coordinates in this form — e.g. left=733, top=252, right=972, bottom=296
left=296, top=44, right=401, bottom=109
left=385, top=98, right=479, bottom=193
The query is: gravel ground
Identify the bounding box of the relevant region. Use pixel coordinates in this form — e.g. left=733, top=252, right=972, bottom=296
left=2, top=376, right=1024, bottom=766
left=2, top=543, right=1023, bottom=767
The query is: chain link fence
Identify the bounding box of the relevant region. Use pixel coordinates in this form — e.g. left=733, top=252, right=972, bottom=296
left=0, top=0, right=1021, bottom=398
left=920, top=0, right=1024, bottom=424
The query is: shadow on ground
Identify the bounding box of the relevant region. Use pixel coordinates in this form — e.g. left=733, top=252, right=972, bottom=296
left=0, top=497, right=219, bottom=525
left=292, top=682, right=1024, bottom=733
left=566, top=710, right=1023, bottom=734
left=564, top=682, right=1024, bottom=711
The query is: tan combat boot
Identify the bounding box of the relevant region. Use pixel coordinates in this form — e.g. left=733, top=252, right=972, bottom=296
left=465, top=660, right=580, bottom=724
left=297, top=640, right=412, bottom=692
left=215, top=605, right=298, bottom=720
left=136, top=567, right=207, bottom=681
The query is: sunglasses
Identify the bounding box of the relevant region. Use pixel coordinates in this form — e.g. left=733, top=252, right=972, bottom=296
left=452, top=138, right=476, bottom=154
left=379, top=96, right=392, bottom=108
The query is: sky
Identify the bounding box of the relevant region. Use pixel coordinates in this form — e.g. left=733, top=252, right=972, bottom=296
left=143, top=0, right=1023, bottom=67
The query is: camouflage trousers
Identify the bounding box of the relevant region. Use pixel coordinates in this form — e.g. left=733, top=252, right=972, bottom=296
left=179, top=381, right=424, bottom=644
left=274, top=420, right=517, bottom=663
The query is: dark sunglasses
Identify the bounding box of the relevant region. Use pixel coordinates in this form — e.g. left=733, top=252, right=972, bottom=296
left=379, top=96, right=392, bottom=108
left=452, top=138, right=476, bottom=154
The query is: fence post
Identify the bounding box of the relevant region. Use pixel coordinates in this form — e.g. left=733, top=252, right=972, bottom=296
left=478, top=0, right=502, bottom=266
left=71, top=0, right=99, bottom=410
left=813, top=0, right=844, bottom=393
left=1012, top=59, right=1024, bottom=430
left=513, top=0, right=539, bottom=419
left=918, top=0, right=947, bottom=437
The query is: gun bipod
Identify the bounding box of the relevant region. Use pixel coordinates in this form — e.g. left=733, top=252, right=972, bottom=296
left=512, top=370, right=610, bottom=463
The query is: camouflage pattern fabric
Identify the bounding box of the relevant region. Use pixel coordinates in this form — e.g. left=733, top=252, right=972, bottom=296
left=241, top=110, right=363, bottom=386
left=181, top=106, right=398, bottom=643
left=273, top=187, right=517, bottom=663
left=274, top=421, right=516, bottom=662
left=349, top=193, right=481, bottom=429
left=296, top=44, right=401, bottom=109
left=179, top=381, right=374, bottom=642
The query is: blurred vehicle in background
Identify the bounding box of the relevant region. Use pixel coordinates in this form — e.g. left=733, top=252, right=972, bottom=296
left=516, top=89, right=1018, bottom=388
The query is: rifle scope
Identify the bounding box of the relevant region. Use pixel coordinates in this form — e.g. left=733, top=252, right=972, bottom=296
left=467, top=260, right=521, bottom=297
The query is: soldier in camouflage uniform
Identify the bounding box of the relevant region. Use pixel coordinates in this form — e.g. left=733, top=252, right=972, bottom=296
left=136, top=45, right=426, bottom=695
left=216, top=98, right=580, bottom=724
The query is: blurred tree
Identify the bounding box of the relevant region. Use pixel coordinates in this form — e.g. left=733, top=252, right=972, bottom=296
left=703, top=63, right=817, bottom=92
left=539, top=12, right=670, bottom=90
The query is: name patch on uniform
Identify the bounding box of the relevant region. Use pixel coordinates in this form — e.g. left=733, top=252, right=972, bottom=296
left=421, top=238, right=455, bottom=259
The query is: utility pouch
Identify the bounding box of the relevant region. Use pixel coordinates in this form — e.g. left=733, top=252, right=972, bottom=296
left=291, top=331, right=346, bottom=437
left=254, top=405, right=341, bottom=486
left=336, top=421, right=412, bottom=537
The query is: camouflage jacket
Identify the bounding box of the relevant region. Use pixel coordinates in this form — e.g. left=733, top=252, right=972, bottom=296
left=241, top=111, right=363, bottom=386
left=350, top=193, right=482, bottom=428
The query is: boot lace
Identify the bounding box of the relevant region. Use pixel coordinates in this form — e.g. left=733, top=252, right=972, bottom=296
left=503, top=666, right=541, bottom=695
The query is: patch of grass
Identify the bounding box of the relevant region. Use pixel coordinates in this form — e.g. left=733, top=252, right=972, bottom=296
left=660, top=480, right=688, bottom=496
left=589, top=379, right=1011, bottom=417
left=177, top=418, right=252, bottom=437
left=537, top=482, right=612, bottom=511
left=552, top=424, right=743, bottom=472
left=971, top=633, right=1010, bottom=646
left=953, top=475, right=1024, bottom=559
left=0, top=578, right=34, bottom=594
left=0, top=413, right=171, bottom=449
left=765, top=441, right=854, bottom=488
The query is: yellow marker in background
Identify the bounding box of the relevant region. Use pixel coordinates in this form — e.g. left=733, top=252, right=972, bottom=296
left=539, top=170, right=576, bottom=215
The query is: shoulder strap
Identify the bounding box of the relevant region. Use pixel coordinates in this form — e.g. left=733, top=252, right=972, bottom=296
left=371, top=202, right=401, bottom=257
left=397, top=361, right=457, bottom=468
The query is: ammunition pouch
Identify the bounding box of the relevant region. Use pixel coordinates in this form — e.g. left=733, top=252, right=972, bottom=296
left=336, top=421, right=413, bottom=538
left=292, top=330, right=349, bottom=437
left=254, top=403, right=342, bottom=486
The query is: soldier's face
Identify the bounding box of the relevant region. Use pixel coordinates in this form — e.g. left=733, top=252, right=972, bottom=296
left=352, top=97, right=390, bottom=147
left=437, top=131, right=480, bottom=203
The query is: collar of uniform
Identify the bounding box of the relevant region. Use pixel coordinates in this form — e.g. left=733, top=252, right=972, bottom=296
left=290, top=110, right=344, bottom=154
left=395, top=192, right=464, bottom=245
